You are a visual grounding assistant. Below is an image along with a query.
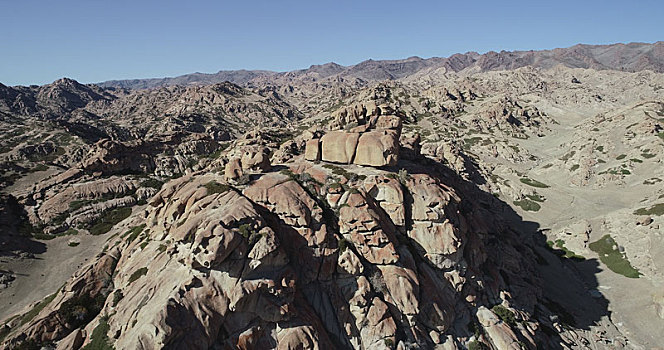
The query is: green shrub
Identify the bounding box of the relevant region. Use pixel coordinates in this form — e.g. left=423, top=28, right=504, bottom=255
left=589, top=235, right=640, bottom=278
left=616, top=154, right=627, bottom=160
left=68, top=241, right=79, bottom=247
left=491, top=305, right=517, bottom=327
left=59, top=294, right=105, bottom=329
left=128, top=267, right=148, bottom=285
left=520, top=178, right=550, bottom=188
left=548, top=239, right=585, bottom=260
left=633, top=203, right=664, bottom=216
left=124, top=224, right=146, bottom=243
left=238, top=223, right=253, bottom=238
left=81, top=315, right=114, bottom=350
left=111, top=290, right=123, bottom=307
left=89, top=207, right=132, bottom=235
left=513, top=199, right=541, bottom=212
left=204, top=181, right=231, bottom=195
left=468, top=340, right=488, bottom=350
left=139, top=178, right=164, bottom=190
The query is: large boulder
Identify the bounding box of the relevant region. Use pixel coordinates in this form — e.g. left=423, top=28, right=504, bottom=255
left=353, top=130, right=399, bottom=167
left=320, top=131, right=360, bottom=164
left=304, top=139, right=321, bottom=161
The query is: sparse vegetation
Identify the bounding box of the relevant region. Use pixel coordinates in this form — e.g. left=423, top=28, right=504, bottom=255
left=140, top=178, right=164, bottom=190
left=81, top=315, right=114, bottom=350
left=570, top=164, right=579, bottom=171
left=204, top=180, right=231, bottom=195
left=589, top=235, right=640, bottom=278
left=60, top=294, right=106, bottom=329
left=513, top=199, right=541, bottom=212
left=468, top=341, right=488, bottom=350
left=111, top=290, right=124, bottom=307
left=547, top=239, right=585, bottom=260
left=124, top=223, right=146, bottom=243
left=128, top=267, right=148, bottom=284
left=491, top=305, right=517, bottom=327
left=89, top=207, right=132, bottom=235
left=520, top=177, right=550, bottom=188
left=616, top=154, right=627, bottom=160
left=633, top=203, right=664, bottom=216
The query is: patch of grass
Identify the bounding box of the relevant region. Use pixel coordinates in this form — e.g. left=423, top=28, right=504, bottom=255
left=463, top=137, right=483, bottom=149
left=633, top=203, right=664, bottom=216
left=88, top=207, right=132, bottom=235
left=123, top=224, right=146, bottom=243
left=513, top=199, right=541, bottom=212
left=204, top=181, right=231, bottom=195
left=491, top=305, right=517, bottom=327
left=589, top=234, right=640, bottom=278
left=81, top=315, right=114, bottom=350
left=520, top=177, right=550, bottom=188
left=128, top=267, right=148, bottom=285
left=550, top=239, right=585, bottom=260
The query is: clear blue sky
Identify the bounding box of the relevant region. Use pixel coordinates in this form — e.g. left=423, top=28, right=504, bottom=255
left=1, top=0, right=662, bottom=86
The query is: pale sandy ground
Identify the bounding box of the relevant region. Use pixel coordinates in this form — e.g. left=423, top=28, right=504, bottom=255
left=490, top=100, right=664, bottom=348
left=0, top=233, right=109, bottom=321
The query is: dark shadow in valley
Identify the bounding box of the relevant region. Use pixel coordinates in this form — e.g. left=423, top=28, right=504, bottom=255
left=0, top=194, right=47, bottom=258
left=397, top=154, right=611, bottom=349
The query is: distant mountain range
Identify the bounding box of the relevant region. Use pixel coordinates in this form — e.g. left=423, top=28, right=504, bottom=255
left=98, top=41, right=664, bottom=89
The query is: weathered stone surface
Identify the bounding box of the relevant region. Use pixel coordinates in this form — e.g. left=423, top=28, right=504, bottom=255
left=224, top=157, right=243, bottom=181
left=320, top=131, right=360, bottom=164
left=353, top=130, right=399, bottom=167
left=304, top=138, right=321, bottom=161
left=476, top=306, right=522, bottom=350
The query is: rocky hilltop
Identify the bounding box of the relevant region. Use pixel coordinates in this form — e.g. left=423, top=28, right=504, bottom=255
left=1, top=43, right=664, bottom=349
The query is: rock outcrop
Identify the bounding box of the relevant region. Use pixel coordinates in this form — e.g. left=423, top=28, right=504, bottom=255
left=1, top=158, right=548, bottom=349
left=314, top=114, right=402, bottom=167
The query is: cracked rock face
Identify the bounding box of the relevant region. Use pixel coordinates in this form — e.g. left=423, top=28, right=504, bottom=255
left=2, top=159, right=545, bottom=349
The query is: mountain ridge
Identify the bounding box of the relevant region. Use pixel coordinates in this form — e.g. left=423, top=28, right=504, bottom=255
left=95, top=41, right=664, bottom=89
